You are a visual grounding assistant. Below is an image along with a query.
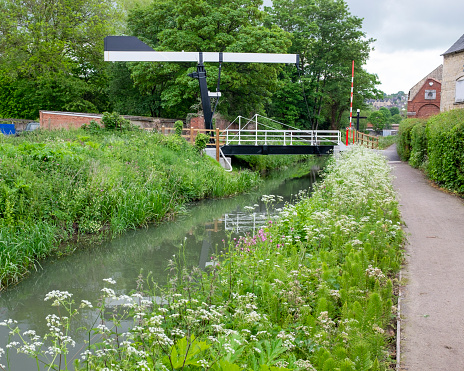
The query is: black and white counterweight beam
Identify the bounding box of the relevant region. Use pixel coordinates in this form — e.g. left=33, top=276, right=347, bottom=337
left=104, top=36, right=299, bottom=130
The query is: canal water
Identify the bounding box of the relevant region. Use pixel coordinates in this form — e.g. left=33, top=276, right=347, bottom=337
left=0, top=160, right=322, bottom=368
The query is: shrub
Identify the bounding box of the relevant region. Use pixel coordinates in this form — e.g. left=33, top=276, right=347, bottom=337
left=195, top=133, right=209, bottom=152
left=101, top=112, right=132, bottom=130
left=81, top=119, right=102, bottom=134
left=397, top=119, right=424, bottom=161
left=174, top=120, right=183, bottom=136
left=409, top=122, right=427, bottom=168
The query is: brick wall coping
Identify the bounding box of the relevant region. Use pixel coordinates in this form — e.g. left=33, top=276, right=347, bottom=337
left=40, top=111, right=102, bottom=119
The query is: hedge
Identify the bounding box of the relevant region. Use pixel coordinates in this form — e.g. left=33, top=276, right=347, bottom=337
left=396, top=109, right=464, bottom=193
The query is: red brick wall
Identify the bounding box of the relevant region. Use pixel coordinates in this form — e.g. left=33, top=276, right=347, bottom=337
left=407, top=78, right=441, bottom=119
left=417, top=104, right=440, bottom=118
left=40, top=111, right=102, bottom=130
left=189, top=116, right=204, bottom=130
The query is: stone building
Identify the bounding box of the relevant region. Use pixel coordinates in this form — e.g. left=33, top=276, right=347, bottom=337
left=407, top=65, right=442, bottom=119
left=441, top=33, right=464, bottom=112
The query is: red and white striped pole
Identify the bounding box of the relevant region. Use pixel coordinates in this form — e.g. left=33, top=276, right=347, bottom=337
left=349, top=60, right=355, bottom=144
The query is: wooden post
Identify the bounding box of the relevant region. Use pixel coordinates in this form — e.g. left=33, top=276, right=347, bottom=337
left=190, top=127, right=194, bottom=143
left=161, top=126, right=165, bottom=135
left=215, top=128, right=220, bottom=162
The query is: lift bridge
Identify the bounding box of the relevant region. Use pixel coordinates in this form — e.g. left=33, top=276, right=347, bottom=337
left=220, top=114, right=342, bottom=156
left=104, top=36, right=346, bottom=169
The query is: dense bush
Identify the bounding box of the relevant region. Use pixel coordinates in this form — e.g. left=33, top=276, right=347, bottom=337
left=409, top=122, right=427, bottom=168
left=174, top=120, right=183, bottom=136
left=426, top=109, right=464, bottom=192
left=0, top=129, right=261, bottom=288
left=396, top=119, right=424, bottom=161
left=101, top=111, right=134, bottom=130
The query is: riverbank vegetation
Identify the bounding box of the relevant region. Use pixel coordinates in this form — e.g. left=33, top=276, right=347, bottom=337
left=1, top=146, right=404, bottom=370
left=397, top=109, right=464, bottom=194
left=0, top=128, right=262, bottom=290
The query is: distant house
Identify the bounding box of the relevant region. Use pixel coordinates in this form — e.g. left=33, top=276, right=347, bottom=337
left=441, top=33, right=464, bottom=111
left=407, top=65, right=442, bottom=119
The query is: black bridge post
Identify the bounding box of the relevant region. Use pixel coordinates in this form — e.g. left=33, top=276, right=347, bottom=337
left=188, top=52, right=214, bottom=131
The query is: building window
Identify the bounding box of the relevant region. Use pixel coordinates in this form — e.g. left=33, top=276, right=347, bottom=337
left=425, top=90, right=436, bottom=100
left=456, top=77, right=464, bottom=103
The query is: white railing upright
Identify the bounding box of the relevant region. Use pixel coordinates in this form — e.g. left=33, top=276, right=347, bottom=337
left=222, top=114, right=343, bottom=147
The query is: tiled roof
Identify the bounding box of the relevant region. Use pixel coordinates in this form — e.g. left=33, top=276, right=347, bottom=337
left=442, top=33, right=464, bottom=56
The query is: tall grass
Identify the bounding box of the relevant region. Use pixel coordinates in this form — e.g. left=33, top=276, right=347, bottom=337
left=0, top=129, right=261, bottom=289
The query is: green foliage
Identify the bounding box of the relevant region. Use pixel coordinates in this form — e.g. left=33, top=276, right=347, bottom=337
left=107, top=62, right=156, bottom=117
left=174, top=120, right=184, bottom=137
left=0, top=0, right=119, bottom=118
left=194, top=133, right=210, bottom=153
left=391, top=114, right=402, bottom=125
left=101, top=112, right=133, bottom=130
left=368, top=111, right=387, bottom=132
left=81, top=120, right=102, bottom=134
left=397, top=119, right=423, bottom=161
left=267, top=0, right=381, bottom=129
left=161, top=335, right=211, bottom=368
left=409, top=122, right=427, bottom=168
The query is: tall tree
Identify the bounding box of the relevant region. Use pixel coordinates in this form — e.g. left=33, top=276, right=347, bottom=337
left=125, top=0, right=292, bottom=119
left=267, top=0, right=381, bottom=129
left=0, top=0, right=121, bottom=118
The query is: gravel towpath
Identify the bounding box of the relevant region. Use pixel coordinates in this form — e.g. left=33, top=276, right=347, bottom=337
left=381, top=144, right=464, bottom=370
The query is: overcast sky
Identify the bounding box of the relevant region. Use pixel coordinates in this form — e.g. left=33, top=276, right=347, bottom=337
left=344, top=0, right=464, bottom=94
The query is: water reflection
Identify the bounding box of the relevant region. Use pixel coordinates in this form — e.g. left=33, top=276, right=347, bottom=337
left=0, top=161, right=322, bottom=368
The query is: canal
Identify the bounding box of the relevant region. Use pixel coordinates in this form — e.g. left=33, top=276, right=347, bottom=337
left=0, top=159, right=323, bottom=369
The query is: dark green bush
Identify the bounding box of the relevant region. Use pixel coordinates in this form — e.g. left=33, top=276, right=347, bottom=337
left=101, top=112, right=133, bottom=130
left=409, top=122, right=427, bottom=168
left=174, top=120, right=183, bottom=136
left=194, top=133, right=209, bottom=152
left=397, top=119, right=424, bottom=161
left=426, top=109, right=464, bottom=192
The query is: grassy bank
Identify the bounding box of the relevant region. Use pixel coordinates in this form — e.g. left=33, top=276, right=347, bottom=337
left=0, top=129, right=263, bottom=289
left=1, top=146, right=404, bottom=370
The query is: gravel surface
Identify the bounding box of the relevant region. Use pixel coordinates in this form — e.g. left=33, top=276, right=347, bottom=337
left=382, top=144, right=464, bottom=371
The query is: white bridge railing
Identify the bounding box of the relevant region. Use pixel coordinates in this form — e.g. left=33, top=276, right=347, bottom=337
left=222, top=115, right=342, bottom=146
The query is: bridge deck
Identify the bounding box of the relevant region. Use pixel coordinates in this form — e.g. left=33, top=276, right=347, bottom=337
left=221, top=144, right=334, bottom=156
